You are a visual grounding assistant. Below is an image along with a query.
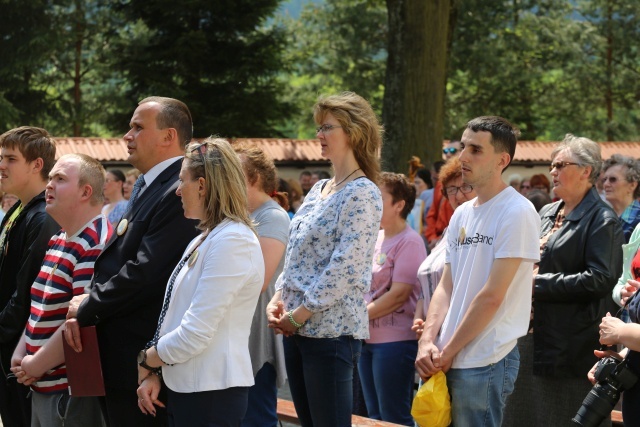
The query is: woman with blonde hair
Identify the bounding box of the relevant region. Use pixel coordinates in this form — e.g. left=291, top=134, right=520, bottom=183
left=267, top=92, right=383, bottom=426
left=136, top=138, right=264, bottom=426
left=234, top=142, right=290, bottom=427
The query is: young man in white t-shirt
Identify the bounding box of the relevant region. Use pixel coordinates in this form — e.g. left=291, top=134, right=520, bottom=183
left=415, top=116, right=541, bottom=426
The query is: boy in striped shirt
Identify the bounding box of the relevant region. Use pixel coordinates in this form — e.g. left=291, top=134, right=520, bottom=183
left=11, top=154, right=112, bottom=426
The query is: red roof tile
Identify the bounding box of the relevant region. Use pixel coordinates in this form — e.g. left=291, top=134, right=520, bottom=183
left=52, top=138, right=640, bottom=164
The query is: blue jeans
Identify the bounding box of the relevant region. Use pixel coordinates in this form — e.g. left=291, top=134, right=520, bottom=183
left=446, top=345, right=519, bottom=427
left=241, top=362, right=278, bottom=427
left=358, top=340, right=417, bottom=426
left=283, top=335, right=361, bottom=427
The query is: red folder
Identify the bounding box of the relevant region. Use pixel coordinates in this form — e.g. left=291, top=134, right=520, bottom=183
left=62, top=326, right=106, bottom=396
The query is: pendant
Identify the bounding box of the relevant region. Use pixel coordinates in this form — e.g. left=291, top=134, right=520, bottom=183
left=117, top=219, right=128, bottom=236
left=188, top=250, right=199, bottom=267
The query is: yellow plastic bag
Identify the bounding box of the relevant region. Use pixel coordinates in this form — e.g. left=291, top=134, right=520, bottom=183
left=411, top=371, right=451, bottom=427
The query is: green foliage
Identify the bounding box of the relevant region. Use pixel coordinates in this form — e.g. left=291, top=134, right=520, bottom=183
left=114, top=0, right=291, bottom=138
left=277, top=0, right=387, bottom=138
left=445, top=0, right=640, bottom=141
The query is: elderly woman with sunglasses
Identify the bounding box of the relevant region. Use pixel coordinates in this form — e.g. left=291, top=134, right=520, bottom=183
left=601, top=154, right=640, bottom=243
left=504, top=134, right=624, bottom=427
left=267, top=92, right=382, bottom=427
left=136, top=138, right=264, bottom=426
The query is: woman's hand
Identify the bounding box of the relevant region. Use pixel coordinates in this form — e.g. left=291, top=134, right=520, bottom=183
left=278, top=311, right=300, bottom=336
left=137, top=374, right=164, bottom=416
left=138, top=365, right=153, bottom=385
left=412, top=318, right=425, bottom=339
left=621, top=279, right=640, bottom=305
left=266, top=299, right=286, bottom=335
left=599, top=313, right=625, bottom=346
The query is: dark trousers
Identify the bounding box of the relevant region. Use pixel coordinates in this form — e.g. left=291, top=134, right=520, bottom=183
left=0, top=376, right=31, bottom=427
left=241, top=362, right=278, bottom=427
left=166, top=386, right=249, bottom=427
left=100, top=387, right=167, bottom=427
left=283, top=335, right=361, bottom=427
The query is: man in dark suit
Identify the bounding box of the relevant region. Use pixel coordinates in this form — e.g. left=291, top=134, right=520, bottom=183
left=65, top=97, right=199, bottom=426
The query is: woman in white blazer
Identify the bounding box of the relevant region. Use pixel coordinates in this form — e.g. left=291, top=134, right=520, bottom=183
left=136, top=138, right=264, bottom=426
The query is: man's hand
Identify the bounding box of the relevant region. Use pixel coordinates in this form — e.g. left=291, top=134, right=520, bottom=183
left=66, top=294, right=89, bottom=319
left=63, top=318, right=83, bottom=352
left=10, top=357, right=40, bottom=386
left=415, top=341, right=442, bottom=380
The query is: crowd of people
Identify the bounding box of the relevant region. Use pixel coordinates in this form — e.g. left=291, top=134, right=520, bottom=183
left=0, top=91, right=638, bottom=427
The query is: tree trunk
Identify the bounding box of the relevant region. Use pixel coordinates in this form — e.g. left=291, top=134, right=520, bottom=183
left=73, top=0, right=85, bottom=137
left=382, top=0, right=452, bottom=173
left=605, top=0, right=614, bottom=141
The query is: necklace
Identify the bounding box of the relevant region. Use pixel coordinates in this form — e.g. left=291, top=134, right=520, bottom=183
left=331, top=168, right=361, bottom=190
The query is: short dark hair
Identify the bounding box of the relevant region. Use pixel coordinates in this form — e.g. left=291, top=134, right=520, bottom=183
left=527, top=189, right=552, bottom=212
left=433, top=160, right=445, bottom=174
left=139, top=96, right=193, bottom=146
left=466, top=116, right=520, bottom=171
left=299, top=170, right=312, bottom=178
left=0, top=126, right=56, bottom=181
left=379, top=172, right=416, bottom=220
left=313, top=170, right=331, bottom=180
left=415, top=168, right=433, bottom=189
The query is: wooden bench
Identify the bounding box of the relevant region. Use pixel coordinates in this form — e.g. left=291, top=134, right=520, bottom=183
left=277, top=398, right=404, bottom=426
left=611, top=409, right=623, bottom=426
left=278, top=398, right=623, bottom=426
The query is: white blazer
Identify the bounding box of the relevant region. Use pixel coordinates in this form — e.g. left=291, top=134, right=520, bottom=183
left=156, top=219, right=264, bottom=393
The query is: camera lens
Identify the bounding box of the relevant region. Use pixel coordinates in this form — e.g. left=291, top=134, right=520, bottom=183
left=572, top=384, right=619, bottom=427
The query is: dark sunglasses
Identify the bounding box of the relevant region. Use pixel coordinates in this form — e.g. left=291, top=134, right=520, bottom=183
left=443, top=147, right=458, bottom=155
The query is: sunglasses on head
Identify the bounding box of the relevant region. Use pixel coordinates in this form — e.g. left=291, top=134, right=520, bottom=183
left=191, top=143, right=207, bottom=161
left=443, top=147, right=458, bottom=155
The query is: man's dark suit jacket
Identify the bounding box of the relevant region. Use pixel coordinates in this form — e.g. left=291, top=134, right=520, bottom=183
left=77, top=159, right=199, bottom=390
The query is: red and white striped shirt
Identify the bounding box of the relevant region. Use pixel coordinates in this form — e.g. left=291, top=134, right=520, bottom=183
left=26, top=215, right=112, bottom=393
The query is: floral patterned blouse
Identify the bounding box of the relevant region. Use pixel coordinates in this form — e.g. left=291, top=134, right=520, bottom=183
left=275, top=177, right=382, bottom=339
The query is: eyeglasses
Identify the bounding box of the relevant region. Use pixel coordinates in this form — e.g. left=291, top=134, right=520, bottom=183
left=520, top=185, right=531, bottom=189
left=443, top=147, right=458, bottom=155
left=549, top=161, right=580, bottom=172
left=444, top=184, right=474, bottom=196
left=316, top=124, right=342, bottom=134
left=601, top=176, right=620, bottom=184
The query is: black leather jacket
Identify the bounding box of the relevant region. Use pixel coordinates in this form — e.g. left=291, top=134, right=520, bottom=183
left=533, top=187, right=623, bottom=377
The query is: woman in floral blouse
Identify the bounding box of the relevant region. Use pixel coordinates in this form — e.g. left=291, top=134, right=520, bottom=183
left=267, top=92, right=383, bottom=427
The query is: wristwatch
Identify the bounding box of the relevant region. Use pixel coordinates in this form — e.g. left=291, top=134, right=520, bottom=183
left=137, top=348, right=157, bottom=371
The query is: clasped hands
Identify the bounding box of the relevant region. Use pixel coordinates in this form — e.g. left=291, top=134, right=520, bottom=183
left=414, top=341, right=453, bottom=381
left=10, top=354, right=42, bottom=386
left=266, top=300, right=298, bottom=336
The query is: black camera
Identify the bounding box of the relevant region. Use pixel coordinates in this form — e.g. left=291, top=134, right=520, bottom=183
left=572, top=356, right=638, bottom=426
